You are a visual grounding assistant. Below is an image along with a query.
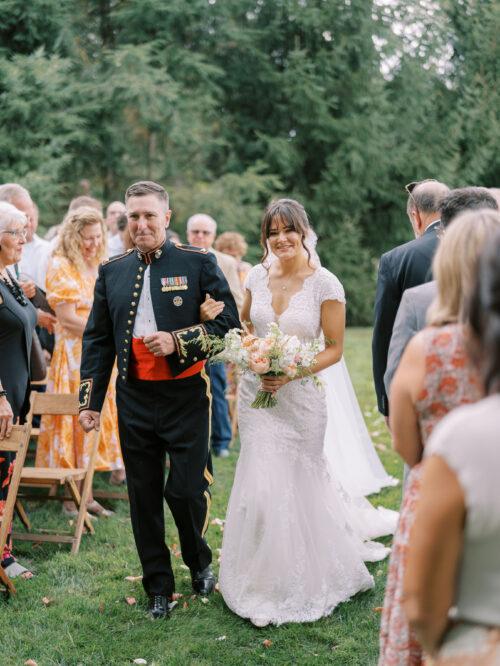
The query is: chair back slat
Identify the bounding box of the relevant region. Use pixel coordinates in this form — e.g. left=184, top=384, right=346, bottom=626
left=0, top=424, right=30, bottom=534
left=29, top=392, right=79, bottom=417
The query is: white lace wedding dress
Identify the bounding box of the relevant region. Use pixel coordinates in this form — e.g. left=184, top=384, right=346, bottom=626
left=219, top=264, right=397, bottom=626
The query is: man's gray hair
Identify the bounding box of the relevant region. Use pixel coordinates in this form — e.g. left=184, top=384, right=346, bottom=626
left=406, top=180, right=449, bottom=217
left=186, top=213, right=217, bottom=232
left=0, top=183, right=31, bottom=204
left=0, top=201, right=28, bottom=232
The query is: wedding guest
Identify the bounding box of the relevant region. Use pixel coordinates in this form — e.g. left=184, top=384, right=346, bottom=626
left=0, top=185, right=52, bottom=291
left=214, top=231, right=252, bottom=287
left=105, top=201, right=127, bottom=257
left=384, top=186, right=499, bottom=395
left=187, top=214, right=243, bottom=458
left=0, top=202, right=37, bottom=580
left=372, top=179, right=449, bottom=421
left=36, top=207, right=124, bottom=515
left=379, top=209, right=500, bottom=665
left=113, top=212, right=134, bottom=254
left=404, top=229, right=500, bottom=663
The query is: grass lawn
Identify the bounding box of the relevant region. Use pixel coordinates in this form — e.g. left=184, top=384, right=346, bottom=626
left=3, top=328, right=401, bottom=666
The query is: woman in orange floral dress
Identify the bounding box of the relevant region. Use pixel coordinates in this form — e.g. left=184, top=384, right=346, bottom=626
left=36, top=207, right=124, bottom=515
left=378, top=210, right=500, bottom=665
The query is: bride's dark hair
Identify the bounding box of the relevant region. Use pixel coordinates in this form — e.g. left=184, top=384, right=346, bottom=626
left=467, top=228, right=500, bottom=394
left=260, top=198, right=312, bottom=267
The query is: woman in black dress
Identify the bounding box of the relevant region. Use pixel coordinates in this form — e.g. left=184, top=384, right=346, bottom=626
left=0, top=201, right=38, bottom=579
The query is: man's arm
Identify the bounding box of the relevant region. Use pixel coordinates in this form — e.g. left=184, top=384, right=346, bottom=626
left=384, top=290, right=418, bottom=396
left=79, top=265, right=116, bottom=414
left=168, top=253, right=241, bottom=375
left=372, top=252, right=401, bottom=416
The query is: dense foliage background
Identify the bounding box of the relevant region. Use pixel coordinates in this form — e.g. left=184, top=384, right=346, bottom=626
left=0, top=0, right=498, bottom=322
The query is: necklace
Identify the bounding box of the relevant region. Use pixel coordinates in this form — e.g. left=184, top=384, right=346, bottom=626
left=0, top=268, right=28, bottom=306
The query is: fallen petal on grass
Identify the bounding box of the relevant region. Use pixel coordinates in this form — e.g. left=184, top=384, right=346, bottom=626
left=125, top=596, right=137, bottom=606
left=200, top=597, right=209, bottom=604
left=215, top=635, right=227, bottom=641
left=132, top=660, right=147, bottom=665
left=125, top=575, right=142, bottom=582
left=24, top=660, right=38, bottom=666
left=41, top=597, right=53, bottom=607
left=373, top=606, right=383, bottom=613
left=262, top=639, right=273, bottom=648
left=171, top=592, right=183, bottom=600
left=182, top=601, right=189, bottom=609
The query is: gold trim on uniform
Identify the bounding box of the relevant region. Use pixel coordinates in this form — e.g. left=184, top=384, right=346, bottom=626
left=171, top=324, right=208, bottom=358
left=101, top=248, right=133, bottom=266
left=174, top=243, right=208, bottom=254
left=79, top=378, right=93, bottom=411
left=202, top=489, right=212, bottom=536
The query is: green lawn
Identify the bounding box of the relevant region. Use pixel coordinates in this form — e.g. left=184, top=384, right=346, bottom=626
left=3, top=328, right=401, bottom=666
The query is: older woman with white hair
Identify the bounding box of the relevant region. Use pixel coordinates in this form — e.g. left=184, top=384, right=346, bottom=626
left=0, top=201, right=37, bottom=580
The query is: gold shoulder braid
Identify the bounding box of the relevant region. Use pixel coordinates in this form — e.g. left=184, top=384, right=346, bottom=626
left=174, top=244, right=208, bottom=254
left=102, top=248, right=134, bottom=266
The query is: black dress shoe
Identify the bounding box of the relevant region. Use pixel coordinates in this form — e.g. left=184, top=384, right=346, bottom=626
left=148, top=594, right=170, bottom=619
left=191, top=566, right=216, bottom=596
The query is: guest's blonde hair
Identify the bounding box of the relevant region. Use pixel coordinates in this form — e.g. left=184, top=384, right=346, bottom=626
left=214, top=231, right=248, bottom=258
left=54, top=206, right=107, bottom=270
left=427, top=209, right=500, bottom=326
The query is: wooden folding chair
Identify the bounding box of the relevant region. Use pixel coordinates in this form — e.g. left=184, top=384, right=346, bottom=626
left=13, top=393, right=100, bottom=555
left=0, top=424, right=31, bottom=596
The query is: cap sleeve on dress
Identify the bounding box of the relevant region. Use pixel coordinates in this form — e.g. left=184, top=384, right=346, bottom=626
left=46, top=256, right=80, bottom=308
left=426, top=403, right=500, bottom=539
left=244, top=264, right=265, bottom=294
left=317, top=268, right=346, bottom=304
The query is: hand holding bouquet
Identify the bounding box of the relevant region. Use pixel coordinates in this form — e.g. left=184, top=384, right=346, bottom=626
left=211, top=322, right=321, bottom=408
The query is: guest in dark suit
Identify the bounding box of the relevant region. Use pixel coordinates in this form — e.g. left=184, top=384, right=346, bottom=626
left=372, top=179, right=449, bottom=417
left=384, top=186, right=499, bottom=398
left=78, top=181, right=240, bottom=619
left=0, top=201, right=37, bottom=580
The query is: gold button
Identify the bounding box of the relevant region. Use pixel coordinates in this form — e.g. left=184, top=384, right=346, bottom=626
left=129, top=310, right=134, bottom=315
left=133, top=292, right=138, bottom=297
left=127, top=320, right=132, bottom=325
left=121, top=375, right=126, bottom=380
left=126, top=329, right=130, bottom=334
left=135, top=284, right=140, bottom=288
left=180, top=359, right=185, bottom=364
left=131, top=301, right=136, bottom=306
left=124, top=339, right=128, bottom=343
left=139, top=266, right=144, bottom=272
left=193, top=357, right=198, bottom=362
left=136, top=274, right=142, bottom=280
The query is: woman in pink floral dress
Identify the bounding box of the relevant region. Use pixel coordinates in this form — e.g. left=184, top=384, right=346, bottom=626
left=378, top=210, right=500, bottom=665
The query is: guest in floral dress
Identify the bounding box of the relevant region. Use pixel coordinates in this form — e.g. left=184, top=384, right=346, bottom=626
left=378, top=210, right=500, bottom=665
left=36, top=207, right=124, bottom=516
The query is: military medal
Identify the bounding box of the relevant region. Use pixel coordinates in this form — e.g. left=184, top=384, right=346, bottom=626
left=161, top=276, right=188, bottom=292
left=173, top=296, right=183, bottom=306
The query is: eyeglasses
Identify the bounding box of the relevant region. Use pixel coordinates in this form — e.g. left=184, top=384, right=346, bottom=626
left=190, top=229, right=213, bottom=236
left=405, top=178, right=439, bottom=211
left=1, top=229, right=28, bottom=239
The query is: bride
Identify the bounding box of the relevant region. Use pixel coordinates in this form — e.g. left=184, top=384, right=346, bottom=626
left=215, top=199, right=397, bottom=627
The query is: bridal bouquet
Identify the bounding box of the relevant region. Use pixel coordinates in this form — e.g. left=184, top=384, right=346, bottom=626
left=207, top=322, right=321, bottom=408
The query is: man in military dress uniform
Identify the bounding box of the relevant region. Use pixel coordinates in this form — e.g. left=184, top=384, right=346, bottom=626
left=78, top=181, right=240, bottom=619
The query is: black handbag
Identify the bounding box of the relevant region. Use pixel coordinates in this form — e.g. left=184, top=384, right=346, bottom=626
left=30, top=329, right=47, bottom=381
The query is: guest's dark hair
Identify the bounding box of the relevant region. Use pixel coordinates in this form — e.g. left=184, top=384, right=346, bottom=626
left=440, top=187, right=498, bottom=228
left=260, top=198, right=312, bottom=267
left=467, top=228, right=500, bottom=394
left=116, top=212, right=128, bottom=232
left=125, top=181, right=169, bottom=208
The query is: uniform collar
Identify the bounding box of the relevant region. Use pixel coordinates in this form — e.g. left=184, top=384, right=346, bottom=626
left=135, top=239, right=168, bottom=265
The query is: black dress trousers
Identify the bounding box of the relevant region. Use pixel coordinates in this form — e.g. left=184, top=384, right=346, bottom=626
left=116, top=371, right=213, bottom=597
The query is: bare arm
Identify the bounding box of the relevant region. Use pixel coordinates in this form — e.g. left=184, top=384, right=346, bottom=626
left=404, top=455, right=465, bottom=654
left=389, top=332, right=426, bottom=466
left=55, top=302, right=87, bottom=337
left=240, top=289, right=253, bottom=334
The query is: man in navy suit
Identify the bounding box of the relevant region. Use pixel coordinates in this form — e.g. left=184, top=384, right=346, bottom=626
left=372, top=179, right=449, bottom=419
left=78, top=181, right=240, bottom=619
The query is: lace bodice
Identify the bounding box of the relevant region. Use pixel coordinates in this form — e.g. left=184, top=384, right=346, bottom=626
left=245, top=264, right=346, bottom=341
